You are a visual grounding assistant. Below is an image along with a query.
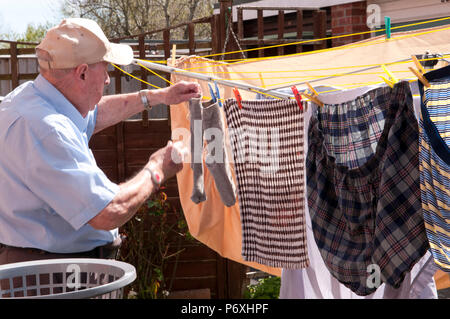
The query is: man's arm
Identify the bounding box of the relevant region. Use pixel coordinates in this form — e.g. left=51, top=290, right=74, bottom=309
left=89, top=140, right=185, bottom=230
left=94, top=81, right=201, bottom=134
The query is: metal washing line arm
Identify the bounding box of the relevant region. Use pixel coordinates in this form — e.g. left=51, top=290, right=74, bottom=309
left=133, top=58, right=294, bottom=99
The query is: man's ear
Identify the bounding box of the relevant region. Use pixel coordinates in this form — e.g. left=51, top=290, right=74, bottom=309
left=75, top=64, right=89, bottom=81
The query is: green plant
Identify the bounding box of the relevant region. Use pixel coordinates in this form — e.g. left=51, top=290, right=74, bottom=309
left=119, top=189, right=193, bottom=299
left=243, top=276, right=281, bottom=299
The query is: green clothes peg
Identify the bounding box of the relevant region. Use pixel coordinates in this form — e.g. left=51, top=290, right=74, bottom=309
left=385, top=16, right=391, bottom=39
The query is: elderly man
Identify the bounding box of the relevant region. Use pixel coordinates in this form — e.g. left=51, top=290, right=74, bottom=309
left=0, top=18, right=200, bottom=265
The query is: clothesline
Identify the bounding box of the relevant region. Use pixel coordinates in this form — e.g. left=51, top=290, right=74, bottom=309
left=164, top=55, right=447, bottom=75
left=179, top=24, right=450, bottom=72
left=146, top=16, right=450, bottom=65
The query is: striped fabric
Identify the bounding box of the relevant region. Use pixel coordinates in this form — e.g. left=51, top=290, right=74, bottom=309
left=223, top=98, right=309, bottom=269
left=307, top=81, right=429, bottom=296
left=418, top=67, right=450, bottom=272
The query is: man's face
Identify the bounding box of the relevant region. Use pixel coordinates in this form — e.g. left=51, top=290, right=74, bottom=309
left=86, top=61, right=110, bottom=109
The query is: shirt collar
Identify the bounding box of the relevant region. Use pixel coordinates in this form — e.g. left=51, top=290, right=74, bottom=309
left=33, top=74, right=88, bottom=133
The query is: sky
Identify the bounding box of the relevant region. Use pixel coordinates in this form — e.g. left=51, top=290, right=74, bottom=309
left=0, top=0, right=65, bottom=35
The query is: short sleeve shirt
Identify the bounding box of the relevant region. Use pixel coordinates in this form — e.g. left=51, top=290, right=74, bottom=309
left=0, top=75, right=119, bottom=253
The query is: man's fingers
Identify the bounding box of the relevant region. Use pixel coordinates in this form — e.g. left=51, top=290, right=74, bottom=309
left=178, top=82, right=201, bottom=95
left=170, top=141, right=188, bottom=165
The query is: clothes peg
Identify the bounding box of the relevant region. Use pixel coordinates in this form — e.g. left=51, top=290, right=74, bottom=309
left=214, top=81, right=223, bottom=107
left=259, top=73, right=266, bottom=88
left=291, top=86, right=304, bottom=112
left=233, top=87, right=243, bottom=109
left=409, top=55, right=430, bottom=87
left=385, top=16, right=391, bottom=39
left=379, top=64, right=398, bottom=88
left=302, top=82, right=324, bottom=107
left=306, top=83, right=319, bottom=97
left=208, top=83, right=217, bottom=103
left=412, top=55, right=426, bottom=74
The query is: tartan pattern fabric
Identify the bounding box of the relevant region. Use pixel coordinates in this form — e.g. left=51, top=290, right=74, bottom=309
left=418, top=70, right=450, bottom=272
left=319, top=93, right=386, bottom=169
left=307, top=81, right=429, bottom=295
left=223, top=98, right=309, bottom=269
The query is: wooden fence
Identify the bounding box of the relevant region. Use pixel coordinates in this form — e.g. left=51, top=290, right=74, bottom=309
left=236, top=6, right=330, bottom=58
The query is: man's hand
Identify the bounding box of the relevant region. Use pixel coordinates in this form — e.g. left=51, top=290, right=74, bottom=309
left=147, top=140, right=188, bottom=185
left=160, top=81, right=201, bottom=105
left=89, top=140, right=188, bottom=231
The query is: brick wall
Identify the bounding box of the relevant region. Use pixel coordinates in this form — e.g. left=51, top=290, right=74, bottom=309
left=331, top=1, right=370, bottom=47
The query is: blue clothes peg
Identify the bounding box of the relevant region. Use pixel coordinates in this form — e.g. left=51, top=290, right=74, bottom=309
left=208, top=83, right=217, bottom=103
left=214, top=81, right=223, bottom=107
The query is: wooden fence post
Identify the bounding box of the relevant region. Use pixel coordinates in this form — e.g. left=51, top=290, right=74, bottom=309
left=296, top=10, right=304, bottom=53
left=10, top=42, right=19, bottom=90
left=138, top=35, right=149, bottom=127
left=313, top=10, right=327, bottom=51
left=163, top=29, right=172, bottom=126
left=188, top=23, right=195, bottom=55
left=212, top=14, right=221, bottom=59
left=257, top=9, right=264, bottom=58
left=277, top=10, right=285, bottom=56
left=237, top=7, right=244, bottom=41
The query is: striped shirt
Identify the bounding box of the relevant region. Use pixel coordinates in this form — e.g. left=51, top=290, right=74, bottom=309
left=418, top=67, right=450, bottom=272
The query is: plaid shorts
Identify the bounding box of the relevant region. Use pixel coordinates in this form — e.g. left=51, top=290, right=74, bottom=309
left=418, top=67, right=450, bottom=272
left=223, top=98, right=309, bottom=269
left=307, top=81, right=429, bottom=295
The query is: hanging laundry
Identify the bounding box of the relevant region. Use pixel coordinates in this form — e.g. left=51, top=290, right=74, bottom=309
left=188, top=97, right=237, bottom=207
left=306, top=81, right=429, bottom=296
left=257, top=85, right=437, bottom=298
left=273, top=84, right=438, bottom=299
left=223, top=98, right=309, bottom=269
left=417, top=65, right=450, bottom=273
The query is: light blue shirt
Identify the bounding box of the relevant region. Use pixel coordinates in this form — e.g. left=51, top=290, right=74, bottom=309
left=0, top=75, right=120, bottom=253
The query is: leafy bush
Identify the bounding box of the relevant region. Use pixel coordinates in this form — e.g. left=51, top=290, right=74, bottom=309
left=120, top=190, right=193, bottom=299
left=243, top=276, right=281, bottom=299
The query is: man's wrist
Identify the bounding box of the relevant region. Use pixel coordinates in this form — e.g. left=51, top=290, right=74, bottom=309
left=144, top=166, right=162, bottom=190
left=139, top=89, right=168, bottom=110
left=139, top=89, right=152, bottom=112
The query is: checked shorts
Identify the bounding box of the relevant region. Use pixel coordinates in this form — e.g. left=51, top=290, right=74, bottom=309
left=306, top=81, right=429, bottom=296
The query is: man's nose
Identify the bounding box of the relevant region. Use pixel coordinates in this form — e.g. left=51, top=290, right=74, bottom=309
left=105, top=71, right=111, bottom=85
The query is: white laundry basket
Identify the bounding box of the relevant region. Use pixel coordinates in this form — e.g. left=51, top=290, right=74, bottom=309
left=0, top=258, right=136, bottom=299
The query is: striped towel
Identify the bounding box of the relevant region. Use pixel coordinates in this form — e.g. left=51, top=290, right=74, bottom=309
left=223, top=98, right=309, bottom=269
left=418, top=68, right=450, bottom=272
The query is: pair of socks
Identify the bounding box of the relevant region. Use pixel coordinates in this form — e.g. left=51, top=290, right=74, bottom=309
left=188, top=97, right=236, bottom=207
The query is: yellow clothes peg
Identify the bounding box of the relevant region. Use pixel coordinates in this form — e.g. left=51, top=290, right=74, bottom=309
left=379, top=64, right=398, bottom=88
left=408, top=55, right=430, bottom=88
left=303, top=82, right=324, bottom=107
